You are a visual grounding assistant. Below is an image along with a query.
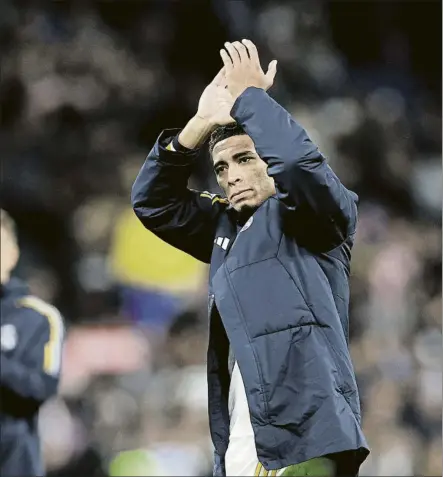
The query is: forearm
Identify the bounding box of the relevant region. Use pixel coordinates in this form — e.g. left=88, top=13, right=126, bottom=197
left=132, top=129, right=194, bottom=202
left=131, top=127, right=223, bottom=263
left=132, top=116, right=216, bottom=211
left=0, top=354, right=58, bottom=404
left=231, top=88, right=356, bottom=220
left=178, top=115, right=217, bottom=149
left=231, top=87, right=321, bottom=185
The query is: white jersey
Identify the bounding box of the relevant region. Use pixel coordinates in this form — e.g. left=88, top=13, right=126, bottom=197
left=225, top=362, right=282, bottom=476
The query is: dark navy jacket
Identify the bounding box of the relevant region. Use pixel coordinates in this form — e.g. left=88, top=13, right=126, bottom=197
left=132, top=87, right=370, bottom=474
left=0, top=278, right=64, bottom=477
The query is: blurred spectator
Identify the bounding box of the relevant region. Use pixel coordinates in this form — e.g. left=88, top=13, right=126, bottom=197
left=109, top=206, right=207, bottom=333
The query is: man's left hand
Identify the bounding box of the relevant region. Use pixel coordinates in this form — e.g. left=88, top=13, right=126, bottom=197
left=220, top=39, right=277, bottom=100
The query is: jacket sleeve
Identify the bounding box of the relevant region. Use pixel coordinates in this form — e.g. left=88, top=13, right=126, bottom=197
left=0, top=297, right=64, bottom=407
left=131, top=128, right=228, bottom=264
left=231, top=87, right=358, bottom=247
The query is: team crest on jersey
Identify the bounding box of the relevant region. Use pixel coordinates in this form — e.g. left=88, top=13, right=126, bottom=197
left=1, top=324, right=18, bottom=351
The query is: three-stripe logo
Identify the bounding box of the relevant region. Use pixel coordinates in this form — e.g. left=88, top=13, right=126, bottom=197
left=214, top=236, right=230, bottom=250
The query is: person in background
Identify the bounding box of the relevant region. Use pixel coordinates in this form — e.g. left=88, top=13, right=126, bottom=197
left=0, top=209, right=65, bottom=477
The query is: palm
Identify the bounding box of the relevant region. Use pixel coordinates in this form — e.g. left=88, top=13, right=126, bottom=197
left=197, top=69, right=235, bottom=126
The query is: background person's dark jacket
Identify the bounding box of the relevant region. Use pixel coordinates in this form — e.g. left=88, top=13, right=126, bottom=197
left=1, top=278, right=64, bottom=477
left=131, top=87, right=370, bottom=474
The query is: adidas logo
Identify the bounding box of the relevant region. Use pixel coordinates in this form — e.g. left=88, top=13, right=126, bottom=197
left=214, top=237, right=230, bottom=250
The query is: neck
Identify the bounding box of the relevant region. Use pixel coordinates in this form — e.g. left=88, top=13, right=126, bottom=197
left=237, top=205, right=257, bottom=226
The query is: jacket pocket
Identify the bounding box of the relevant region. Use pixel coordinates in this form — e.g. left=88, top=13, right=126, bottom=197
left=317, top=326, right=362, bottom=421
left=230, top=258, right=313, bottom=339
left=252, top=324, right=340, bottom=426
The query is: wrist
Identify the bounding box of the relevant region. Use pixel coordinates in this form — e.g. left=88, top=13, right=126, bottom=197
left=233, top=85, right=263, bottom=101
left=193, top=115, right=219, bottom=132
left=178, top=115, right=217, bottom=149
left=230, top=89, right=245, bottom=102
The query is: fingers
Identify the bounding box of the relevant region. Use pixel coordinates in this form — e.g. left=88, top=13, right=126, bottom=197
left=212, top=67, right=226, bottom=86
left=231, top=41, right=249, bottom=63
left=224, top=42, right=241, bottom=66
left=220, top=49, right=233, bottom=73
left=241, top=39, right=260, bottom=66
left=265, top=60, right=278, bottom=88
left=221, top=40, right=275, bottom=88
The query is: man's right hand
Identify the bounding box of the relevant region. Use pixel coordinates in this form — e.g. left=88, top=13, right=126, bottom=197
left=196, top=67, right=235, bottom=127
left=178, top=68, right=235, bottom=149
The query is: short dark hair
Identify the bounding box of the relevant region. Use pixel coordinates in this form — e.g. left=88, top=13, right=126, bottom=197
left=209, top=123, right=247, bottom=154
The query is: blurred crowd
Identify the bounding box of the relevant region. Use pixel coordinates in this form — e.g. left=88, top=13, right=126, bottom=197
left=1, top=0, right=441, bottom=476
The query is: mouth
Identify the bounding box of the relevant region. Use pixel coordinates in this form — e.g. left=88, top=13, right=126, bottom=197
left=230, top=189, right=253, bottom=201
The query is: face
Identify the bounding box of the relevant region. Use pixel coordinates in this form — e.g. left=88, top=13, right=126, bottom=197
left=0, top=224, right=19, bottom=284
left=212, top=135, right=276, bottom=212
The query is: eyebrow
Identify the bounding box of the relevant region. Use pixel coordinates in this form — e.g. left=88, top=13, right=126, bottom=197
left=213, top=151, right=255, bottom=170
left=232, top=151, right=254, bottom=160
left=213, top=159, right=227, bottom=171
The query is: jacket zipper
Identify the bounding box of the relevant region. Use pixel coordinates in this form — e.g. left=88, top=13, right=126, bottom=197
left=208, top=293, right=215, bottom=316
left=207, top=292, right=230, bottom=455
left=222, top=263, right=271, bottom=422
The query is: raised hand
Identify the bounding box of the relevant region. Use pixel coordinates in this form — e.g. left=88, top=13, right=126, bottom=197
left=196, top=67, right=235, bottom=127
left=220, top=39, right=277, bottom=100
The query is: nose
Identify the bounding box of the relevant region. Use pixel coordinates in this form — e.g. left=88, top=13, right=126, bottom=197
left=227, top=164, right=243, bottom=187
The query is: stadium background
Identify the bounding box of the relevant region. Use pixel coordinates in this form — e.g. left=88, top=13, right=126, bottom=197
left=1, top=0, right=441, bottom=475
